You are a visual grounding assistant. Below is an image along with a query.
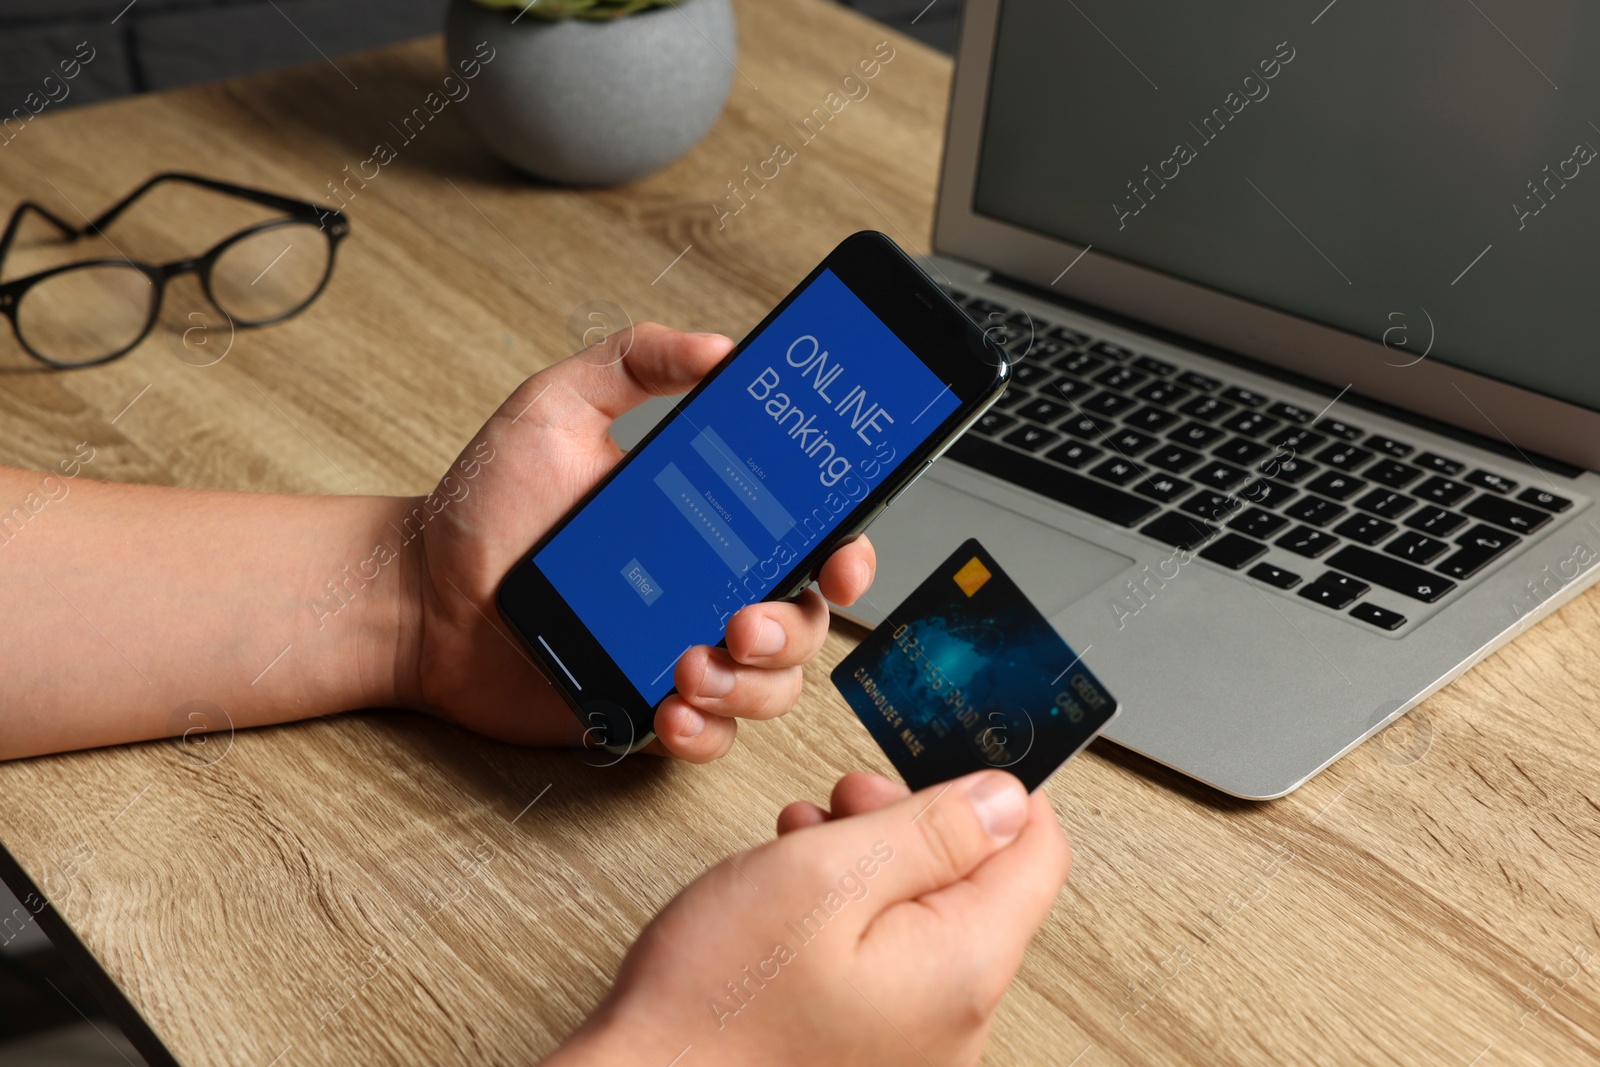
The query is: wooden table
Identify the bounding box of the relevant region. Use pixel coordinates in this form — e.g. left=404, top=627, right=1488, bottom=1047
left=3, top=2, right=1599, bottom=1064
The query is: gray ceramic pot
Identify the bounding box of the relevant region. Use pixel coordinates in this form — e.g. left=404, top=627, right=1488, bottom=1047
left=445, top=0, right=736, bottom=186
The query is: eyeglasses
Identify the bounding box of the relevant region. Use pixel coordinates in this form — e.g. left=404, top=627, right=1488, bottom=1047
left=0, top=172, right=349, bottom=369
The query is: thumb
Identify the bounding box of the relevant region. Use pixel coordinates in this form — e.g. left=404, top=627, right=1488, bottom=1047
left=498, top=323, right=734, bottom=440
left=792, top=771, right=1030, bottom=920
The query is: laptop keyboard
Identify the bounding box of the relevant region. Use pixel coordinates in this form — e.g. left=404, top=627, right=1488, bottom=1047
left=945, top=290, right=1575, bottom=632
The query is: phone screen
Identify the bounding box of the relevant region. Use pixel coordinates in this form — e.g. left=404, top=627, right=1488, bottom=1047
left=533, top=268, right=963, bottom=702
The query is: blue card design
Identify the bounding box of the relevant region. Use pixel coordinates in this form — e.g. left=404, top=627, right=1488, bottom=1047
left=832, top=538, right=1119, bottom=791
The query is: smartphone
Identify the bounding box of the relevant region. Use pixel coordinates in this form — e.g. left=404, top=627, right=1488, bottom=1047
left=496, top=231, right=1009, bottom=752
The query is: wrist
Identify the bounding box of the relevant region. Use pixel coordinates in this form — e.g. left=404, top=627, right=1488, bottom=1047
left=301, top=494, right=428, bottom=714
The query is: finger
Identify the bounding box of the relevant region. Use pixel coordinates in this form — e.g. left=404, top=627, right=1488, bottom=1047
left=777, top=801, right=829, bottom=836
left=502, top=323, right=734, bottom=440
left=905, top=791, right=1071, bottom=989
left=817, top=536, right=876, bottom=607
left=651, top=695, right=738, bottom=763
left=673, top=647, right=803, bottom=721
left=725, top=588, right=830, bottom=668
left=829, top=771, right=911, bottom=819
left=781, top=770, right=1030, bottom=921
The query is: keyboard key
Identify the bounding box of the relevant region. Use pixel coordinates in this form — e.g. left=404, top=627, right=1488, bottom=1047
left=1260, top=454, right=1318, bottom=483
left=1354, top=489, right=1415, bottom=519
left=1404, top=506, right=1467, bottom=537
left=1094, top=367, right=1147, bottom=393
left=1285, top=496, right=1345, bottom=526
left=947, top=437, right=1158, bottom=527
left=1179, top=491, right=1247, bottom=525
left=944, top=287, right=968, bottom=303
left=1132, top=473, right=1194, bottom=503
left=1047, top=325, right=1091, bottom=346
left=1017, top=338, right=1069, bottom=362
left=1316, top=418, right=1365, bottom=440
left=1230, top=507, right=1290, bottom=540
left=1002, top=425, right=1060, bottom=452
left=1267, top=401, right=1315, bottom=424
left=1053, top=351, right=1105, bottom=376
left=1010, top=362, right=1055, bottom=388
left=1385, top=531, right=1449, bottom=565
left=1277, top=525, right=1339, bottom=558
left=1061, top=412, right=1116, bottom=439
left=1146, top=444, right=1204, bottom=473
left=1268, top=427, right=1326, bottom=453
left=1415, top=476, right=1472, bottom=507
left=1306, top=471, right=1367, bottom=501
left=1518, top=487, right=1573, bottom=513
left=1169, top=422, right=1227, bottom=448
left=1141, top=511, right=1218, bottom=551
left=1462, top=494, right=1551, bottom=535
left=1194, top=461, right=1249, bottom=490
left=1178, top=395, right=1235, bottom=421
left=1090, top=340, right=1133, bottom=361
left=1214, top=437, right=1272, bottom=465
left=1366, top=460, right=1422, bottom=489
left=1316, top=443, right=1376, bottom=472
left=1366, top=434, right=1413, bottom=457
left=1017, top=398, right=1070, bottom=425
left=1436, top=524, right=1520, bottom=580
left=1416, top=452, right=1465, bottom=476
left=1200, top=533, right=1269, bottom=570
left=1045, top=441, right=1103, bottom=469
left=1107, top=428, right=1160, bottom=455
left=1298, top=573, right=1370, bottom=610
left=1249, top=562, right=1302, bottom=589
left=1326, top=546, right=1454, bottom=602
left=964, top=297, right=1007, bottom=317
left=994, top=385, right=1030, bottom=410
left=1084, top=391, right=1139, bottom=418
left=1046, top=376, right=1094, bottom=401
left=1126, top=406, right=1182, bottom=433
left=1221, top=385, right=1268, bottom=407
left=1236, top=478, right=1297, bottom=509
left=973, top=412, right=1017, bottom=437
left=1091, top=457, right=1144, bottom=485
left=1134, top=355, right=1177, bottom=376
left=1334, top=514, right=1397, bottom=545
left=1221, top=411, right=1279, bottom=438
left=1177, top=370, right=1222, bottom=391
left=1135, top=380, right=1191, bottom=406
left=1003, top=310, right=1038, bottom=329
left=1350, top=602, right=1406, bottom=631
left=1465, top=469, right=1517, bottom=494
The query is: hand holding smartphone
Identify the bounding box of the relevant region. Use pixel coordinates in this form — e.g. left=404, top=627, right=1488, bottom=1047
left=497, top=232, right=1009, bottom=752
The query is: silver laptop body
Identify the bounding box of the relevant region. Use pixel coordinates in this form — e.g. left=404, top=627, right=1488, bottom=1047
left=843, top=0, right=1600, bottom=797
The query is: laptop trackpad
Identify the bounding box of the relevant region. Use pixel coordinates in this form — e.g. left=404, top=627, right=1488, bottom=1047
left=877, top=479, right=1134, bottom=619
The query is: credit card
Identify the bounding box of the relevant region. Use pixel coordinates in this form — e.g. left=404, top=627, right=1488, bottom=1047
left=831, top=538, right=1119, bottom=791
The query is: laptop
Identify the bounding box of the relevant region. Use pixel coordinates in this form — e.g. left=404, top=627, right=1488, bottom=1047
left=621, top=0, right=1600, bottom=799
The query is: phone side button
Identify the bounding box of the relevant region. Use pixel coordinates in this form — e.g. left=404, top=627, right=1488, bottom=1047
left=886, top=460, right=933, bottom=508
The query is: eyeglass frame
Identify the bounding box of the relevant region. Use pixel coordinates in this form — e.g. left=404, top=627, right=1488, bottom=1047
left=0, top=172, right=350, bottom=370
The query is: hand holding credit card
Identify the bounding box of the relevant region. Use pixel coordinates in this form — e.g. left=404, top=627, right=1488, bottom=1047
left=831, top=539, right=1119, bottom=791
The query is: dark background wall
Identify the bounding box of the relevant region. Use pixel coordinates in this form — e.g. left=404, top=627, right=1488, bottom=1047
left=0, top=0, right=960, bottom=116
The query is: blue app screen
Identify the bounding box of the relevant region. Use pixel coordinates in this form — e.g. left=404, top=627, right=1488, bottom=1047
left=535, top=268, right=962, bottom=703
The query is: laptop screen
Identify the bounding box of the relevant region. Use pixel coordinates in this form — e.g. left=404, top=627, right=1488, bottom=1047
left=973, top=0, right=1600, bottom=414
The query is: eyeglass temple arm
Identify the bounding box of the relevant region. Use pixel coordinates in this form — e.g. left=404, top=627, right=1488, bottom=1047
left=88, top=172, right=342, bottom=232
left=0, top=202, right=80, bottom=280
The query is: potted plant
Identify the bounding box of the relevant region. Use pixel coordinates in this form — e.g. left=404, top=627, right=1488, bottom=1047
left=446, top=0, right=736, bottom=186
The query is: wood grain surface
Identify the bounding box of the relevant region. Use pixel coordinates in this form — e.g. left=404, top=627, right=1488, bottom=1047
left=2, top=1, right=1599, bottom=1064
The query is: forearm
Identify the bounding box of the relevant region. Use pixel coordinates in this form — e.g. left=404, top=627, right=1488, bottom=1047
left=0, top=466, right=423, bottom=759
